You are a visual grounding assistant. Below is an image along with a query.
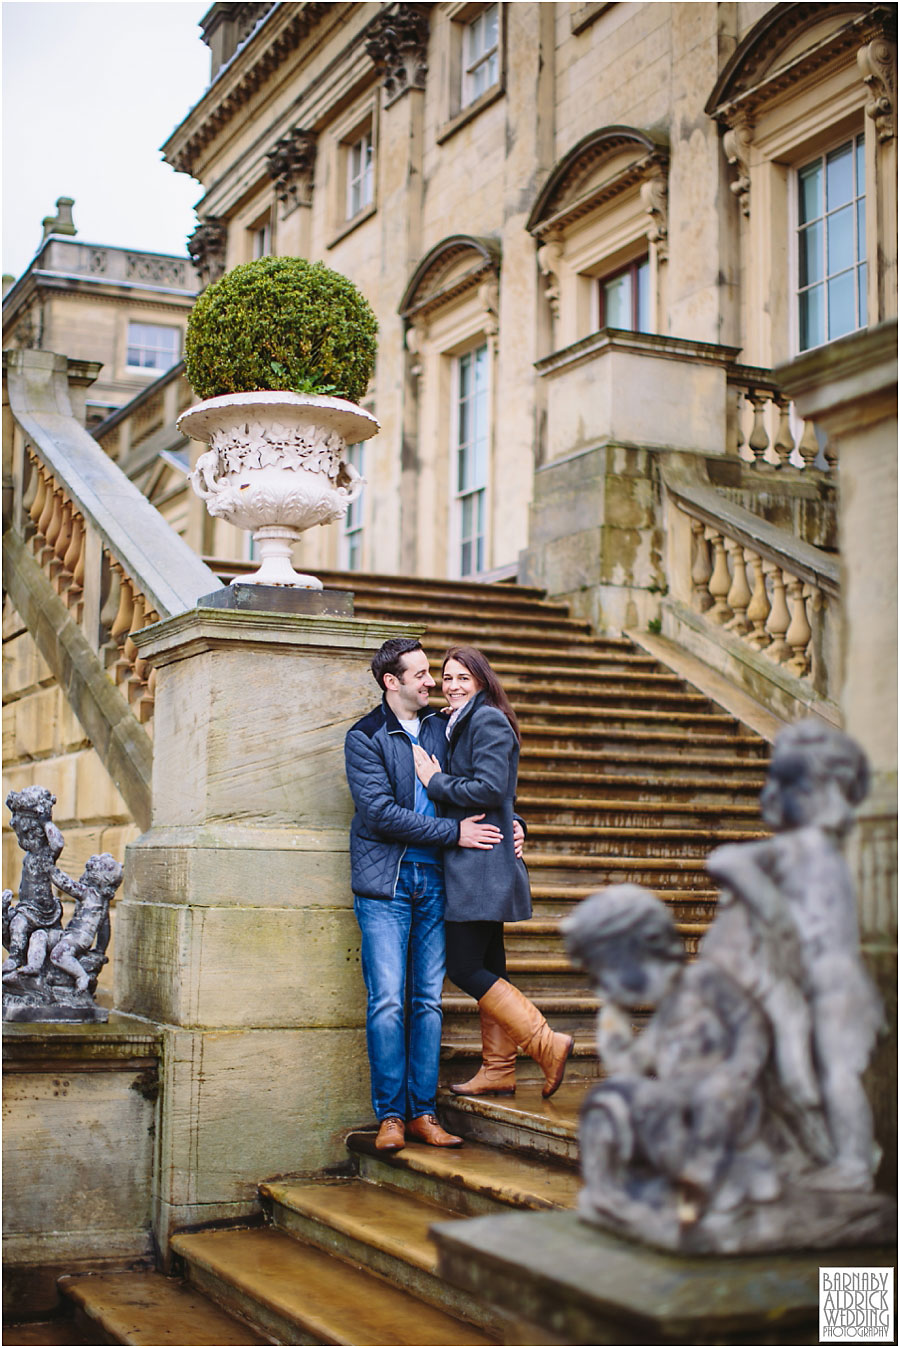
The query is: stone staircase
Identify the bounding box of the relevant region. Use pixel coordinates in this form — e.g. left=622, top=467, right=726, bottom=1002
left=44, top=568, right=771, bottom=1345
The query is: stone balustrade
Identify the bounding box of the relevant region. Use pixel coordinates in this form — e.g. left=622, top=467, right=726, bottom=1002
left=727, top=366, right=832, bottom=473
left=663, top=476, right=841, bottom=708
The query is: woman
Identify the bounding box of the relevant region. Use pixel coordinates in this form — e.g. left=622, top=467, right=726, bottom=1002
left=412, top=646, right=573, bottom=1098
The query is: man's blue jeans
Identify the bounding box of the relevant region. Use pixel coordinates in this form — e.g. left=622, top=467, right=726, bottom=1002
left=354, top=861, right=446, bottom=1121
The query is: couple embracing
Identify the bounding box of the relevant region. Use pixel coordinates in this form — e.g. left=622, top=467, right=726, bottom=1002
left=344, top=637, right=573, bottom=1152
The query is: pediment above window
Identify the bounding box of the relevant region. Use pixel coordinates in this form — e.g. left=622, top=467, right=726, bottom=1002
left=526, top=127, right=668, bottom=239
left=399, top=235, right=501, bottom=320
left=705, top=2, right=894, bottom=123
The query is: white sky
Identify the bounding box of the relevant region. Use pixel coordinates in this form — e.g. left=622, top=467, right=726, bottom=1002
left=2, top=0, right=212, bottom=281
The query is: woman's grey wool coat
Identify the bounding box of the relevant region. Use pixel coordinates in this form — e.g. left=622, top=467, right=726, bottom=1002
left=425, top=690, right=532, bottom=923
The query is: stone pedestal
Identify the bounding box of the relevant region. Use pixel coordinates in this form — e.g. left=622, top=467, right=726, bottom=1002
left=117, top=604, right=413, bottom=1249
left=776, top=321, right=898, bottom=1192
left=432, top=1208, right=896, bottom=1346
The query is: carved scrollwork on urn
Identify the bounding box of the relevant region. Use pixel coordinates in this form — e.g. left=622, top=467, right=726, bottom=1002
left=180, top=392, right=377, bottom=587
left=365, top=3, right=430, bottom=105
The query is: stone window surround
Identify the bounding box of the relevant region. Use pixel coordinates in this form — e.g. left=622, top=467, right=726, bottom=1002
left=325, top=95, right=380, bottom=251
left=435, top=1, right=506, bottom=146
left=526, top=127, right=669, bottom=352
left=705, top=3, right=895, bottom=367
left=400, top=236, right=501, bottom=578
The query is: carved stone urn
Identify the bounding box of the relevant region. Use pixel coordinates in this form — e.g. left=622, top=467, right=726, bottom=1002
left=179, top=391, right=378, bottom=588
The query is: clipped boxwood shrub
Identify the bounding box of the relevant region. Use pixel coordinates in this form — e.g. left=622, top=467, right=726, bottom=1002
left=184, top=256, right=378, bottom=403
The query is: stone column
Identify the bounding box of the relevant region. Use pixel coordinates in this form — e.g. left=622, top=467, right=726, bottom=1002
left=776, top=320, right=898, bottom=1190
left=116, top=602, right=413, bottom=1249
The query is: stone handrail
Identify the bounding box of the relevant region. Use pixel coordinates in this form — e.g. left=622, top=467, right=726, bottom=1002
left=3, top=349, right=223, bottom=824
left=727, top=364, right=831, bottom=473
left=663, top=475, right=841, bottom=701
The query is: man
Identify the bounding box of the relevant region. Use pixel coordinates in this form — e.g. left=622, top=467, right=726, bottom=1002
left=345, top=636, right=510, bottom=1153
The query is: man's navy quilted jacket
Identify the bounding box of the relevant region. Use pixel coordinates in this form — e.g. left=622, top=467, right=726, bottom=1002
left=344, top=698, right=460, bottom=898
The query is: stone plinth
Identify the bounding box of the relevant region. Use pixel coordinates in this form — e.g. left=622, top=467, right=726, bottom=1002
left=432, top=1208, right=896, bottom=1346
left=119, top=605, right=415, bottom=1248
left=2, top=1014, right=161, bottom=1318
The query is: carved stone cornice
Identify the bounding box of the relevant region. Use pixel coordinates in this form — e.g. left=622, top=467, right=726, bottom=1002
left=858, top=34, right=897, bottom=140
left=265, top=128, right=318, bottom=214
left=187, top=218, right=228, bottom=288
left=163, top=3, right=330, bottom=176
left=399, top=235, right=501, bottom=321
left=364, top=4, right=431, bottom=106
left=706, top=4, right=896, bottom=125
left=526, top=128, right=669, bottom=238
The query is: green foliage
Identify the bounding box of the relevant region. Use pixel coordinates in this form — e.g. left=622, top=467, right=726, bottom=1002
left=648, top=617, right=662, bottom=635
left=184, top=257, right=378, bottom=403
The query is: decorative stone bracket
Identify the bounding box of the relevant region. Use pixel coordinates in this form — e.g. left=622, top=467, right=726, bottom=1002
left=365, top=3, right=430, bottom=106
left=858, top=36, right=897, bottom=142
left=723, top=117, right=753, bottom=218
left=640, top=169, right=669, bottom=258
left=266, top=128, right=318, bottom=215
left=187, top=218, right=228, bottom=288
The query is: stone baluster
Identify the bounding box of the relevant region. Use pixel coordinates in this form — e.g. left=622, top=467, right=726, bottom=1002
left=28, top=465, right=48, bottom=544
left=35, top=470, right=55, bottom=558
left=68, top=515, right=87, bottom=618
left=62, top=510, right=84, bottom=601
left=784, top=576, right=812, bottom=676
left=727, top=386, right=745, bottom=460
left=746, top=392, right=771, bottom=468
left=764, top=565, right=791, bottom=663
left=99, top=560, right=123, bottom=666
left=797, top=414, right=819, bottom=469
left=724, top=540, right=752, bottom=634
left=51, top=498, right=74, bottom=591
left=823, top=436, right=839, bottom=475
left=744, top=550, right=771, bottom=649
left=109, top=566, right=135, bottom=683
left=44, top=486, right=65, bottom=574
left=772, top=398, right=794, bottom=469
left=690, top=520, right=713, bottom=612
left=706, top=530, right=732, bottom=624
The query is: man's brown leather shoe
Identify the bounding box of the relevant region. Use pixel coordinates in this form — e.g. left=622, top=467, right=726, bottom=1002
left=374, top=1117, right=405, bottom=1151
left=406, top=1114, right=463, bottom=1147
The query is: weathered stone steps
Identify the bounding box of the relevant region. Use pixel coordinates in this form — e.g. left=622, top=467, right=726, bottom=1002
left=59, top=1269, right=268, bottom=1345
left=517, top=793, right=761, bottom=824
left=170, top=1225, right=497, bottom=1346
left=436, top=1081, right=591, bottom=1166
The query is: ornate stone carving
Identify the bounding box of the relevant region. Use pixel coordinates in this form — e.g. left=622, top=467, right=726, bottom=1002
left=536, top=239, right=563, bottom=318
left=181, top=392, right=377, bottom=587
left=266, top=128, right=318, bottom=215
left=125, top=254, right=187, bottom=287
left=365, top=3, right=430, bottom=106
left=187, top=218, right=228, bottom=288
left=723, top=118, right=753, bottom=217
left=478, top=277, right=499, bottom=339
left=858, top=37, right=896, bottom=142
left=564, top=722, right=895, bottom=1253
left=640, top=171, right=669, bottom=258
left=2, top=787, right=120, bottom=1023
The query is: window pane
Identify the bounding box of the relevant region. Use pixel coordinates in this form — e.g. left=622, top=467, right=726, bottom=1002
left=798, top=221, right=822, bottom=288
left=827, top=270, right=855, bottom=340
left=798, top=161, right=821, bottom=225
left=826, top=142, right=852, bottom=209
left=636, top=259, right=651, bottom=333
left=857, top=196, right=866, bottom=258
left=858, top=262, right=868, bottom=327
left=799, top=285, right=824, bottom=351
left=827, top=204, right=854, bottom=275
left=856, top=137, right=865, bottom=194
left=484, top=4, right=498, bottom=48
left=603, top=272, right=632, bottom=328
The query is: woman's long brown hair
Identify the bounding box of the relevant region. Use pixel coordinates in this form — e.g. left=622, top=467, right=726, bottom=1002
left=442, top=646, right=520, bottom=743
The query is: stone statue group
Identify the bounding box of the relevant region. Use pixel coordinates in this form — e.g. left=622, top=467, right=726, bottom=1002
left=564, top=720, right=893, bottom=1251
left=2, top=785, right=122, bottom=1023
left=1, top=721, right=892, bottom=1247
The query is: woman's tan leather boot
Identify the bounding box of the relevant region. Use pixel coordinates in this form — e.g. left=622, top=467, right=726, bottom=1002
left=451, top=1009, right=517, bottom=1096
left=478, top=978, right=573, bottom=1098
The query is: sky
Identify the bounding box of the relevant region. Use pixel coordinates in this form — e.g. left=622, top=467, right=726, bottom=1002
left=2, top=0, right=213, bottom=281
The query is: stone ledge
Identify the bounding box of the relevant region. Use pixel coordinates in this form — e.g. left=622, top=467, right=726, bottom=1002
left=2, top=1010, right=162, bottom=1066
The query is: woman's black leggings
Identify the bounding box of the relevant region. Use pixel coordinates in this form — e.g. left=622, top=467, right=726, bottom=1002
left=445, top=920, right=507, bottom=1000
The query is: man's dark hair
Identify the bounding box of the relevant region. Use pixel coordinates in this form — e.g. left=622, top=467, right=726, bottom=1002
left=371, top=638, right=424, bottom=690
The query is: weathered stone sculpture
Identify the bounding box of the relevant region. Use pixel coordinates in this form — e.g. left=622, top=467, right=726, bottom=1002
left=563, top=721, right=894, bottom=1252
left=2, top=787, right=121, bottom=1022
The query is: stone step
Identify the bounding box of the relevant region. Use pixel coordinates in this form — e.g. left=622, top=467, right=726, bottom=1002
left=506, top=685, right=713, bottom=710
left=171, top=1225, right=497, bottom=1347
left=517, top=793, right=761, bottom=826
left=491, top=663, right=694, bottom=688
left=357, top=599, right=593, bottom=634
left=346, top=1129, right=580, bottom=1216
left=524, top=822, right=766, bottom=857
left=500, top=918, right=708, bottom=960
left=436, top=1080, right=592, bottom=1166
left=524, top=851, right=709, bottom=889
left=439, top=1036, right=601, bottom=1083
left=259, top=1177, right=501, bottom=1334
left=214, top=560, right=550, bottom=608
left=59, top=1269, right=268, bottom=1345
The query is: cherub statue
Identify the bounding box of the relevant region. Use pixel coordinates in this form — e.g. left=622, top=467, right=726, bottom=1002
left=2, top=786, right=64, bottom=980
left=48, top=853, right=121, bottom=992
left=563, top=885, right=778, bottom=1248
left=704, top=720, right=883, bottom=1192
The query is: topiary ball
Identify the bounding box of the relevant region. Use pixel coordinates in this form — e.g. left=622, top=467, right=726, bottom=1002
left=184, top=256, right=378, bottom=404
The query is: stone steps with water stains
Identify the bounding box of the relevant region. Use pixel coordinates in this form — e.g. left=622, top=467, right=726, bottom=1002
left=59, top=1269, right=268, bottom=1346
